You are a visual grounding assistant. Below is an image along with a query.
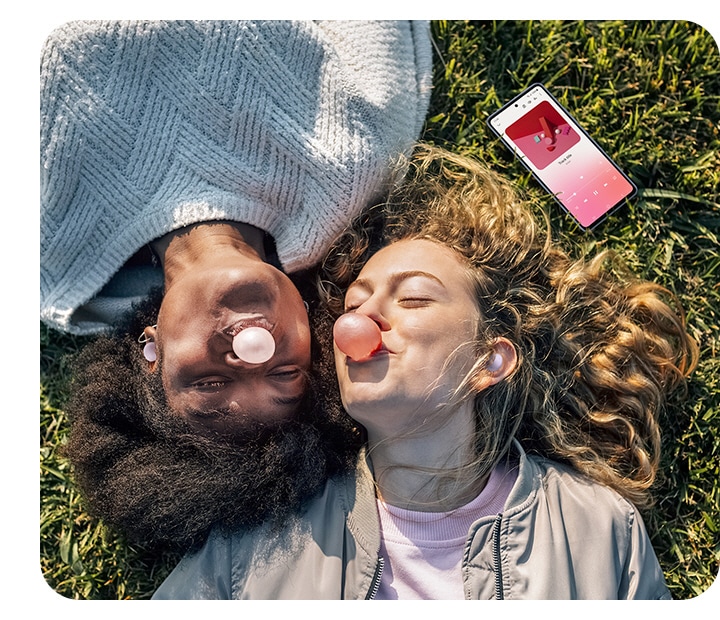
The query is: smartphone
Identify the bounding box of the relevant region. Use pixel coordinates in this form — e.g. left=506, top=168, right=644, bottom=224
left=487, top=83, right=636, bottom=229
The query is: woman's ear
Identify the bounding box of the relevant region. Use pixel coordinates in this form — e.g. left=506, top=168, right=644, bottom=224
left=473, top=338, right=517, bottom=392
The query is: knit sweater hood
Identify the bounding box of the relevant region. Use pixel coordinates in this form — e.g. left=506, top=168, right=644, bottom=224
left=40, top=20, right=432, bottom=334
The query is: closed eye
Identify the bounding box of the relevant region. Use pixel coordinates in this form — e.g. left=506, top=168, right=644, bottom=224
left=268, top=367, right=303, bottom=381
left=398, top=297, right=433, bottom=307
left=343, top=297, right=368, bottom=313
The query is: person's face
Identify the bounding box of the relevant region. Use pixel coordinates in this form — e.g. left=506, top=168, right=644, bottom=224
left=153, top=258, right=311, bottom=435
left=335, top=239, right=481, bottom=438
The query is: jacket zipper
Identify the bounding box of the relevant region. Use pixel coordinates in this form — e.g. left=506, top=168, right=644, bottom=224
left=367, top=522, right=502, bottom=599
left=366, top=556, right=384, bottom=599
left=492, top=514, right=504, bottom=600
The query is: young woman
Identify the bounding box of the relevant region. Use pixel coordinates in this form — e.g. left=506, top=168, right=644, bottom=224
left=152, top=145, right=697, bottom=599
left=42, top=20, right=432, bottom=549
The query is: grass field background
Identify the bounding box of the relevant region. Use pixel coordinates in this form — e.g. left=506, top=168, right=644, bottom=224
left=40, top=20, right=719, bottom=599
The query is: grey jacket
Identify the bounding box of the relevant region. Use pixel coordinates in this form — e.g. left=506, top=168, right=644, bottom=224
left=153, top=442, right=671, bottom=600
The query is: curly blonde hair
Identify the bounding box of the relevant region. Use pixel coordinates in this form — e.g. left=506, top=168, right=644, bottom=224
left=319, top=144, right=698, bottom=509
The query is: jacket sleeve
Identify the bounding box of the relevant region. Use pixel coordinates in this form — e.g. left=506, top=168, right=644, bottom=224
left=619, top=508, right=672, bottom=600
left=152, top=530, right=234, bottom=600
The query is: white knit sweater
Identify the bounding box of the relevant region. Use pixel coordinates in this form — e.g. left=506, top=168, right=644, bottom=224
left=40, top=20, right=432, bottom=334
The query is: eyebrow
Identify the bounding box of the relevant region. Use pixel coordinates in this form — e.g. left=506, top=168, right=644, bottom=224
left=350, top=270, right=446, bottom=293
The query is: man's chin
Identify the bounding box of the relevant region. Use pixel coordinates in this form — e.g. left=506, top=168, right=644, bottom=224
left=107, top=410, right=340, bottom=551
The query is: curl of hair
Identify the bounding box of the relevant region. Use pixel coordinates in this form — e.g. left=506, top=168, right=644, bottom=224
left=319, top=144, right=698, bottom=509
left=63, top=281, right=361, bottom=551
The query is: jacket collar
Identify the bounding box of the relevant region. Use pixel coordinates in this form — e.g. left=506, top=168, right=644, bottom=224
left=501, top=440, right=543, bottom=515
left=342, top=440, right=542, bottom=544
left=342, top=446, right=381, bottom=557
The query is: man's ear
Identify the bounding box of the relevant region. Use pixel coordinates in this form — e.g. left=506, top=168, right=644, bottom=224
left=472, top=338, right=517, bottom=392
left=142, top=325, right=159, bottom=373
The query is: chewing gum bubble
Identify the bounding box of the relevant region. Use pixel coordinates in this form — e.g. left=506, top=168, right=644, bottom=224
left=333, top=313, right=382, bottom=361
left=232, top=327, right=276, bottom=364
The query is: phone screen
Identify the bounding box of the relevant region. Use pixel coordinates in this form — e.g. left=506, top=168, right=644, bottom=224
left=487, top=84, right=636, bottom=228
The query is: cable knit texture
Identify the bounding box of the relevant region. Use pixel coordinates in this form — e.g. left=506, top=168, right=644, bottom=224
left=40, top=20, right=432, bottom=334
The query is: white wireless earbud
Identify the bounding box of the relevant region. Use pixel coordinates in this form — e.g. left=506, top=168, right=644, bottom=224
left=139, top=325, right=157, bottom=363
left=486, top=352, right=503, bottom=373
left=143, top=341, right=157, bottom=362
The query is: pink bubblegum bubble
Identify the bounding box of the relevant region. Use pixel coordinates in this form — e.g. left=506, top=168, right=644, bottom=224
left=232, top=327, right=276, bottom=364
left=333, top=313, right=382, bottom=361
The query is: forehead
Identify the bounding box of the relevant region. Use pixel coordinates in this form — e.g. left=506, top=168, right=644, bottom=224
left=360, top=238, right=469, bottom=277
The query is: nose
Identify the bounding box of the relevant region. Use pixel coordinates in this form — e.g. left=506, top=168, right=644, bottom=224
left=354, top=297, right=390, bottom=332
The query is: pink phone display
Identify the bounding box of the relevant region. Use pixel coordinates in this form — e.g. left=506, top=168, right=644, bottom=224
left=505, top=100, right=580, bottom=170
left=489, top=85, right=635, bottom=228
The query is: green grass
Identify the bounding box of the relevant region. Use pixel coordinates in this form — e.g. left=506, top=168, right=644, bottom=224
left=40, top=20, right=719, bottom=599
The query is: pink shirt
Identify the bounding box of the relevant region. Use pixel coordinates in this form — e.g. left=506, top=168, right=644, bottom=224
left=375, top=460, right=518, bottom=600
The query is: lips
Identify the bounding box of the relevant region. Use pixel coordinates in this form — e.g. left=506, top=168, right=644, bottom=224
left=345, top=344, right=391, bottom=364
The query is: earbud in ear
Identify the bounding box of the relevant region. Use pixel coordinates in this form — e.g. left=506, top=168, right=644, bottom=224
left=474, top=339, right=517, bottom=392
left=486, top=352, right=503, bottom=373
left=143, top=341, right=157, bottom=362
left=139, top=325, right=158, bottom=363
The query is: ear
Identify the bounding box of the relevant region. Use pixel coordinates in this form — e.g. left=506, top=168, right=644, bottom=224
left=472, top=338, right=517, bottom=393
left=142, top=325, right=159, bottom=373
